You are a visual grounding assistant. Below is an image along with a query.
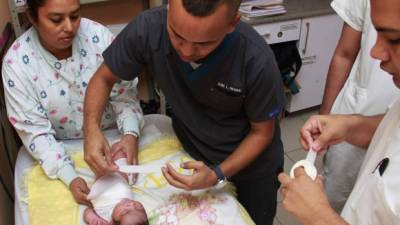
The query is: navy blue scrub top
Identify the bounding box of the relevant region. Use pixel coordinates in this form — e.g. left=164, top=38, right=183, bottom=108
left=103, top=6, right=286, bottom=180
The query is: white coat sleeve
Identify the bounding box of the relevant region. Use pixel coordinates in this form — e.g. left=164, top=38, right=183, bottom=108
left=2, top=62, right=78, bottom=186
left=331, top=0, right=367, bottom=32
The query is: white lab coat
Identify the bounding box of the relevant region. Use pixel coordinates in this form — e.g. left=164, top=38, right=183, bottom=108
left=341, top=98, right=400, bottom=224
left=323, top=0, right=400, bottom=212
left=330, top=0, right=398, bottom=115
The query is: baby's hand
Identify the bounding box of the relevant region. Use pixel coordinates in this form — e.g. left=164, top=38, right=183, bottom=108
left=70, top=177, right=90, bottom=205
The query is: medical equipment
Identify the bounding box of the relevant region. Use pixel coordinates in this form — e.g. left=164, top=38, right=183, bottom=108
left=290, top=147, right=318, bottom=180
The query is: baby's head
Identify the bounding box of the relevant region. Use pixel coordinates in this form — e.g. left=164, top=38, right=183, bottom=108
left=113, top=199, right=148, bottom=225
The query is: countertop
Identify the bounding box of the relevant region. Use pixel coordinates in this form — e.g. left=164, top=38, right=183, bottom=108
left=243, top=0, right=335, bottom=25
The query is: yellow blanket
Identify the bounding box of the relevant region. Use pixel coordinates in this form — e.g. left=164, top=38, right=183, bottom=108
left=25, top=137, right=254, bottom=225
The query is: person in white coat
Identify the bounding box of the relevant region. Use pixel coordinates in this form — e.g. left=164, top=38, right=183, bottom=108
left=319, top=0, right=399, bottom=212
left=278, top=0, right=400, bottom=223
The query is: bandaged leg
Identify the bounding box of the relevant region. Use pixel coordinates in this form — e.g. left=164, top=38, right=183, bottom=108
left=83, top=207, right=112, bottom=225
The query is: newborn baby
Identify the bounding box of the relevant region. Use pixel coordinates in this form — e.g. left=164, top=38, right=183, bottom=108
left=84, top=151, right=148, bottom=225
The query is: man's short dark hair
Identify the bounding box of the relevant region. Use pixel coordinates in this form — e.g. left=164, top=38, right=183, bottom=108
left=182, top=0, right=242, bottom=17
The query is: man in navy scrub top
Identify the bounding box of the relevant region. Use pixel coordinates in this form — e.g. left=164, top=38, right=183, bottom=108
left=83, top=1, right=286, bottom=224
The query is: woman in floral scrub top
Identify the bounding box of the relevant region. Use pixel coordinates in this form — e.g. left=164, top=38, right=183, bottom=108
left=2, top=0, right=143, bottom=205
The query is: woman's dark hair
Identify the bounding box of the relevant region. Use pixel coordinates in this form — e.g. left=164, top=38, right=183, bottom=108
left=26, top=0, right=47, bottom=21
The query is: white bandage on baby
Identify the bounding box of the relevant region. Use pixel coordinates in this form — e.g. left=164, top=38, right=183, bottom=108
left=87, top=159, right=135, bottom=222
left=118, top=164, right=161, bottom=174
left=114, top=158, right=135, bottom=185
left=290, top=148, right=318, bottom=180
left=87, top=173, right=134, bottom=222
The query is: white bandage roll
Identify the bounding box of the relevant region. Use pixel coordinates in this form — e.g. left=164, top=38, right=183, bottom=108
left=290, top=160, right=317, bottom=180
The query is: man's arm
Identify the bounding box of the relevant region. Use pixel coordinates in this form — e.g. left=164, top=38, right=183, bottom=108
left=300, top=114, right=384, bottom=152
left=344, top=114, right=383, bottom=148
left=220, top=119, right=275, bottom=178
left=319, top=23, right=362, bottom=114
left=83, top=63, right=120, bottom=177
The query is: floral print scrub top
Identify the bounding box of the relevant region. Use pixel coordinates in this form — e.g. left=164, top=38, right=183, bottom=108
left=2, top=18, right=143, bottom=186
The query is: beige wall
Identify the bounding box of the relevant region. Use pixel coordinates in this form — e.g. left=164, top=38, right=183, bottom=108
left=0, top=0, right=144, bottom=32
left=0, top=0, right=11, bottom=31
left=81, top=0, right=144, bottom=25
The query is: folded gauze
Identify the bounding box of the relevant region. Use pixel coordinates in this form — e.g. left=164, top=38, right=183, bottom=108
left=87, top=159, right=134, bottom=222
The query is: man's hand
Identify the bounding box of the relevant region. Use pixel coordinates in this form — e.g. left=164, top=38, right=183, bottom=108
left=300, top=115, right=350, bottom=152
left=162, top=161, right=217, bottom=190
left=84, top=129, right=117, bottom=178
left=70, top=177, right=90, bottom=205
left=111, top=134, right=139, bottom=183
left=278, top=168, right=347, bottom=225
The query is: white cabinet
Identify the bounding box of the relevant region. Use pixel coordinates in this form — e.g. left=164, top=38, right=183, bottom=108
left=253, top=19, right=301, bottom=44
left=286, top=14, right=343, bottom=112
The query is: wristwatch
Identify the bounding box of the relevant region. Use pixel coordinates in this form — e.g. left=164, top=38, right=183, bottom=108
left=211, top=165, right=227, bottom=189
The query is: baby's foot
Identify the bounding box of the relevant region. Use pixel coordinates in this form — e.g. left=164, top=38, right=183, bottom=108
left=84, top=207, right=113, bottom=225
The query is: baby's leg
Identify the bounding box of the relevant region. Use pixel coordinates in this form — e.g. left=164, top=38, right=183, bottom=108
left=84, top=207, right=113, bottom=225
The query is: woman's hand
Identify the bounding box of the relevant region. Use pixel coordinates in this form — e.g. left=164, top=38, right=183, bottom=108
left=111, top=134, right=139, bottom=166
left=70, top=177, right=90, bottom=205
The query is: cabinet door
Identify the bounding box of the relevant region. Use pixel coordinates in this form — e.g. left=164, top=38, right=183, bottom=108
left=252, top=19, right=301, bottom=44
left=286, top=14, right=343, bottom=112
